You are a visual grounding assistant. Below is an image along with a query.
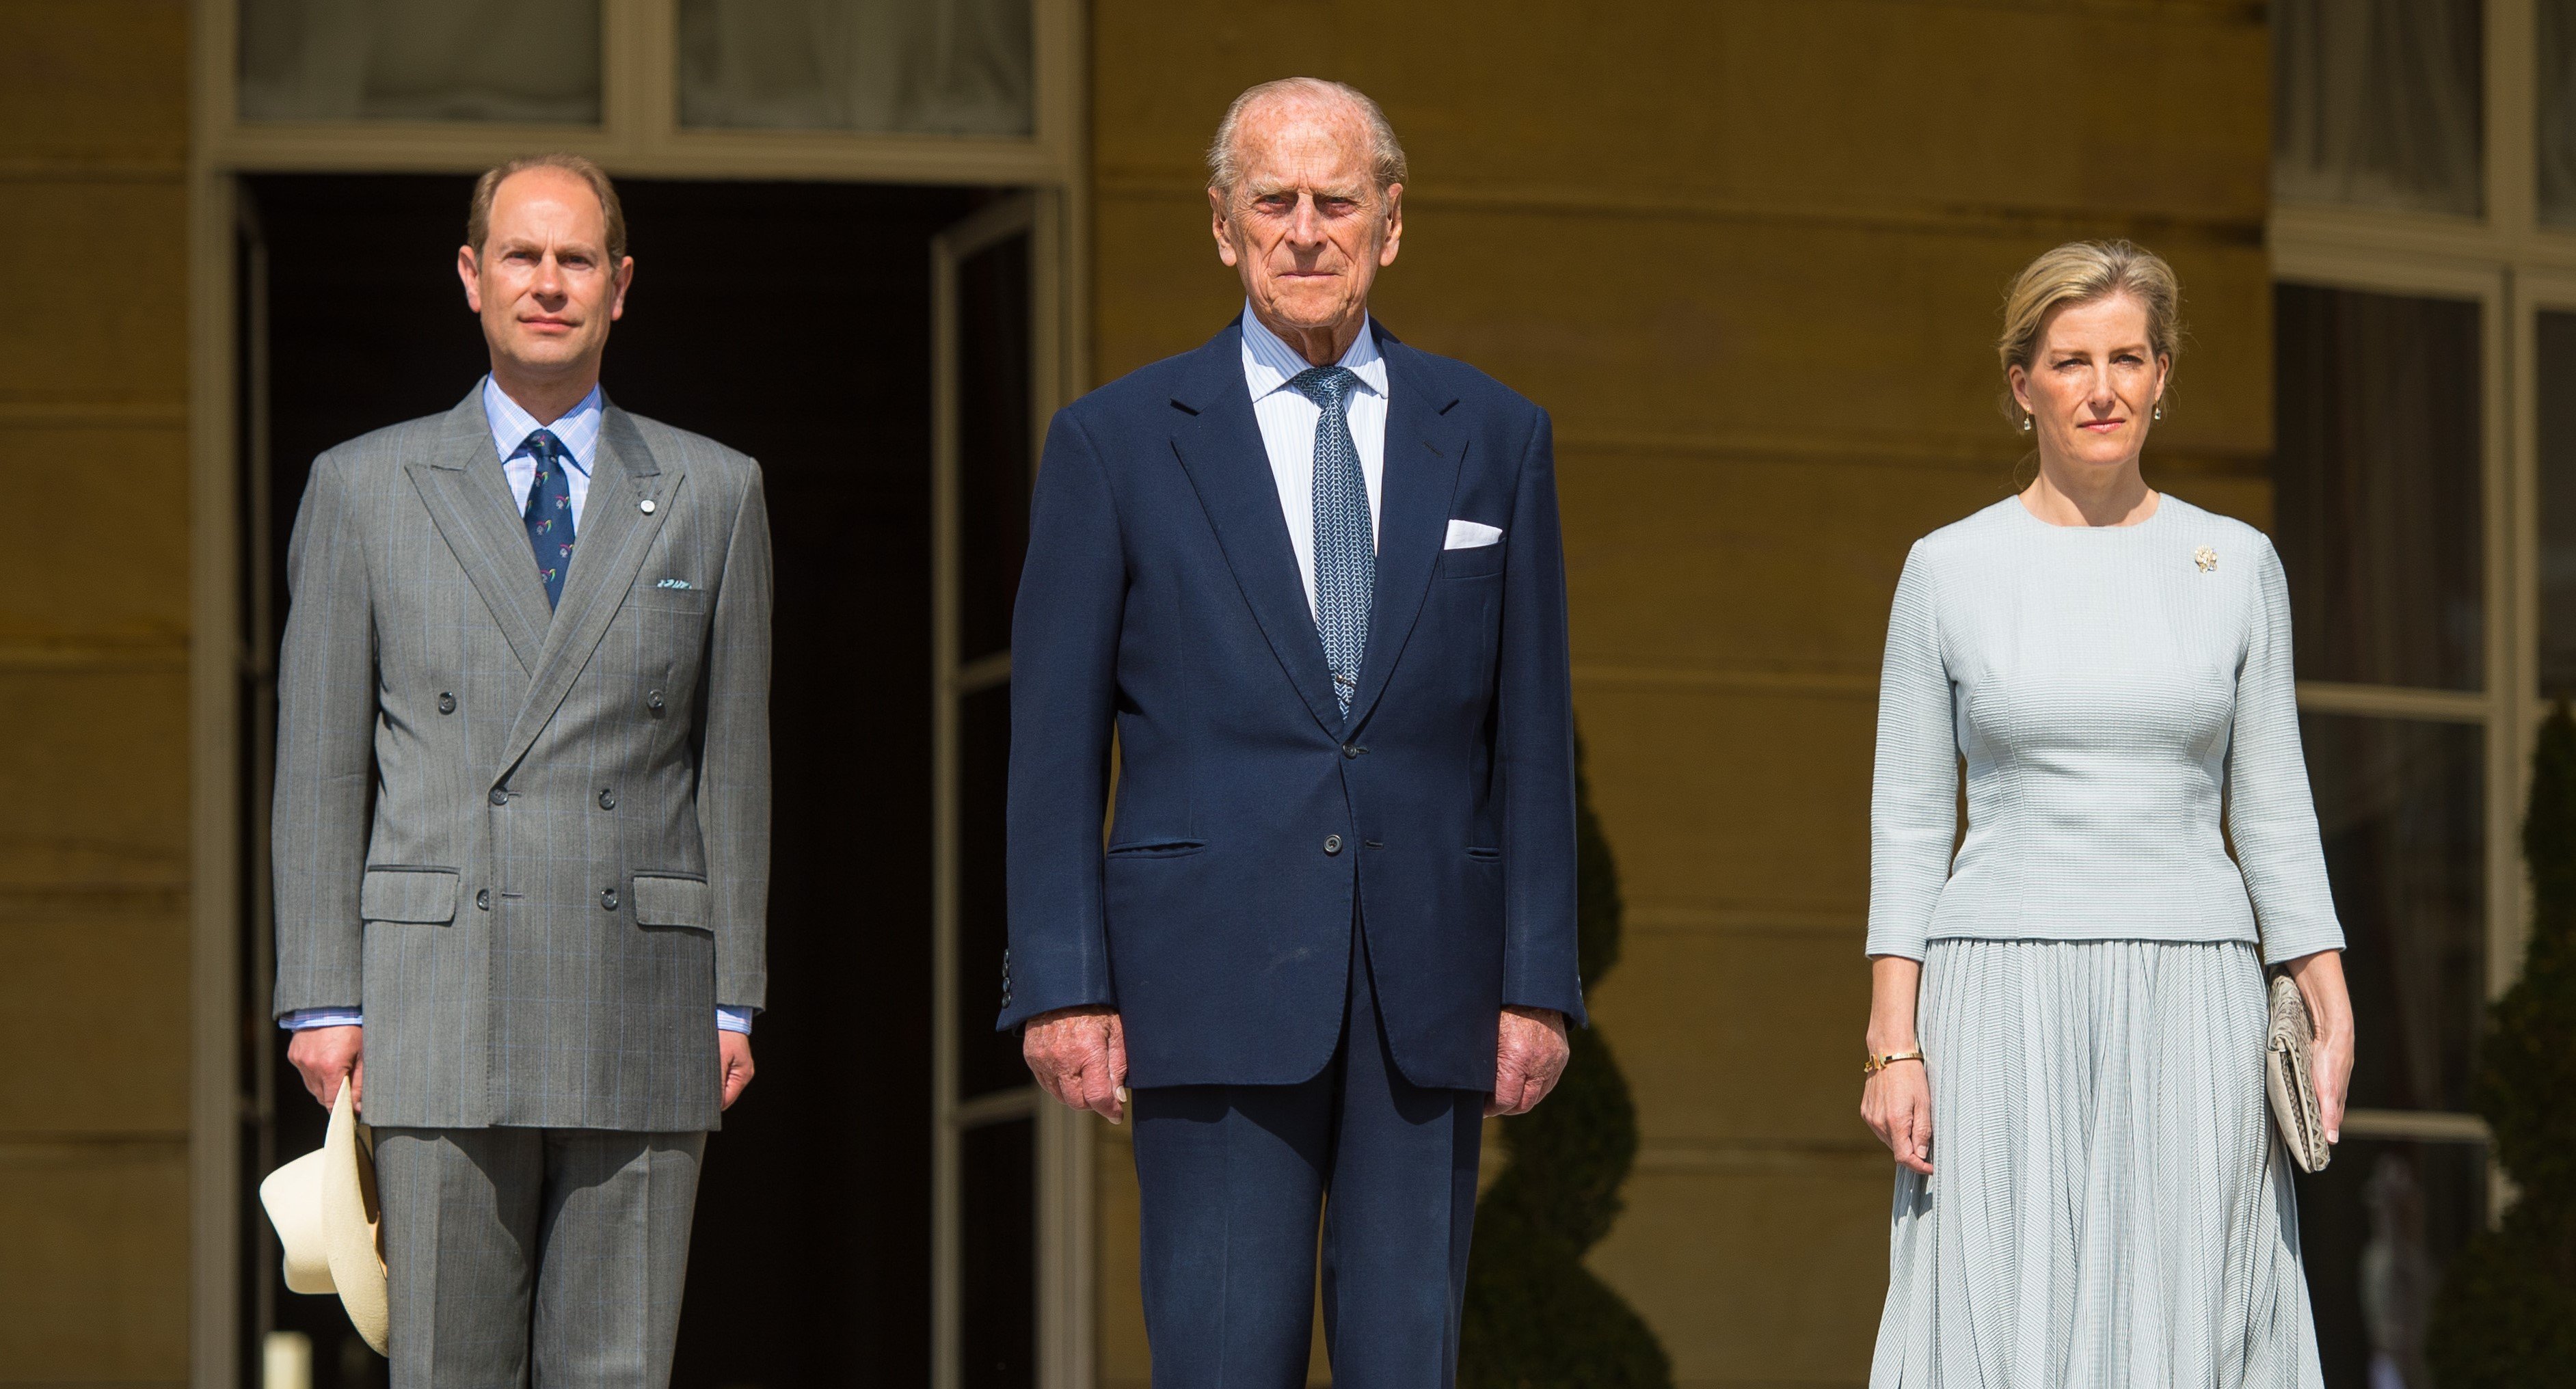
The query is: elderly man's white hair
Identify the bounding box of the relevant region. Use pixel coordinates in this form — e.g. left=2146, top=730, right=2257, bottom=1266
left=1206, top=77, right=1409, bottom=197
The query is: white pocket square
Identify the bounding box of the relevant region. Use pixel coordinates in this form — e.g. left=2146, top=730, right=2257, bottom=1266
left=1444, top=520, right=1504, bottom=550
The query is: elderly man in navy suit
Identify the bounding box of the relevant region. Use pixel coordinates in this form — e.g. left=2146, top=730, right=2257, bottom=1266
left=1003, top=78, right=1582, bottom=1385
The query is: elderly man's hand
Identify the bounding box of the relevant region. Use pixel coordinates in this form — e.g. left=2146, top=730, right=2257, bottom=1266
left=286, top=1025, right=364, bottom=1111
left=1488, top=1006, right=1569, bottom=1116
left=1023, top=1006, right=1128, bottom=1124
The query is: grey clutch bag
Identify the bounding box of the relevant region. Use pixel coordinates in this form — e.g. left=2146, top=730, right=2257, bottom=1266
left=2266, top=974, right=2332, bottom=1173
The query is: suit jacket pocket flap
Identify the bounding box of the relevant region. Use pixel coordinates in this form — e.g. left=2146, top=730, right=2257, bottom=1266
left=634, top=874, right=711, bottom=929
left=360, top=867, right=459, bottom=923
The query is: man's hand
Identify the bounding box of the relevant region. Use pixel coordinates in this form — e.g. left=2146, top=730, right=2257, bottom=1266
left=1488, top=1006, right=1569, bottom=1117
left=286, top=1025, right=364, bottom=1111
left=1023, top=1006, right=1127, bottom=1124
left=719, top=1032, right=755, bottom=1111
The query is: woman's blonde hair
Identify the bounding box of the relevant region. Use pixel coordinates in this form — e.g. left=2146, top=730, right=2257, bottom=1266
left=1996, top=239, right=2182, bottom=425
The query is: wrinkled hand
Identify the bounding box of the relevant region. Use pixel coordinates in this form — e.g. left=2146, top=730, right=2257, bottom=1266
left=1023, top=1006, right=1127, bottom=1124
left=1488, top=1006, right=1569, bottom=1117
left=719, top=1032, right=755, bottom=1111
left=286, top=1025, right=364, bottom=1111
left=1862, top=1061, right=1933, bottom=1176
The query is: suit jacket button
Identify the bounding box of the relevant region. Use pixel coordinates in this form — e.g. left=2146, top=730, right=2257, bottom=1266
left=474, top=888, right=492, bottom=911
left=1341, top=743, right=1359, bottom=759
left=488, top=787, right=509, bottom=806
left=601, top=889, right=620, bottom=912
left=646, top=689, right=666, bottom=712
left=1324, top=834, right=1343, bottom=855
left=598, top=788, right=617, bottom=810
left=438, top=692, right=457, bottom=715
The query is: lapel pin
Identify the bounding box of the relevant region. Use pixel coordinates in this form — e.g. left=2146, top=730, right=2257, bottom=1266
left=2194, top=545, right=2218, bottom=573
left=639, top=497, right=657, bottom=515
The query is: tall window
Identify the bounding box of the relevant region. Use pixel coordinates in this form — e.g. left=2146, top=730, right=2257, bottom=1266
left=2271, top=2, right=2576, bottom=1386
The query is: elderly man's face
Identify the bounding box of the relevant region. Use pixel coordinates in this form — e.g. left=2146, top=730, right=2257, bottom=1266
left=1211, top=98, right=1401, bottom=342
left=457, top=167, right=632, bottom=386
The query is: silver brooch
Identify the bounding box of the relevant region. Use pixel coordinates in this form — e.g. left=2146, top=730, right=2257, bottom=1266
left=2194, top=545, right=2218, bottom=573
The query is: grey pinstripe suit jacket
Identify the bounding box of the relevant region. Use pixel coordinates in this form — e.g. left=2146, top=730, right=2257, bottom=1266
left=272, top=389, right=772, bottom=1133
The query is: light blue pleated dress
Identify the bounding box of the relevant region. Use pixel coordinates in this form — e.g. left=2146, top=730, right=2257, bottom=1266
left=1864, top=498, right=2343, bottom=1388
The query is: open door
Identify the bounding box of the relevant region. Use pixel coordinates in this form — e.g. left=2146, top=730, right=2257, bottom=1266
left=931, top=194, right=1087, bottom=1389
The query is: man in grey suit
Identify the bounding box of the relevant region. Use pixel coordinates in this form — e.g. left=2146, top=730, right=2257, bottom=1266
left=273, top=153, right=771, bottom=1387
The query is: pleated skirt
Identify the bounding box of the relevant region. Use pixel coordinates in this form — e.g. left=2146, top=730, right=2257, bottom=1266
left=1869, top=939, right=2324, bottom=1389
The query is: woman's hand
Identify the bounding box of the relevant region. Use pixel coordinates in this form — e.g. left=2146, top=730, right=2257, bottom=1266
left=2282, top=949, right=2356, bottom=1144
left=1862, top=955, right=1934, bottom=1175
left=1863, top=1060, right=1935, bottom=1175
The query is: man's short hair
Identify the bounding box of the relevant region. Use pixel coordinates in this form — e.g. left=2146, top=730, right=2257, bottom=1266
left=466, top=153, right=628, bottom=263
left=1206, top=78, right=1408, bottom=199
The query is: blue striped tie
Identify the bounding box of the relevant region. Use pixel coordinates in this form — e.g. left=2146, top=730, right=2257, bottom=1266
left=1290, top=366, right=1370, bottom=719
left=518, top=428, right=576, bottom=609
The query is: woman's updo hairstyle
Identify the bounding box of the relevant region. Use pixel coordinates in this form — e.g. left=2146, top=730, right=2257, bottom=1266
left=1996, top=239, right=2184, bottom=427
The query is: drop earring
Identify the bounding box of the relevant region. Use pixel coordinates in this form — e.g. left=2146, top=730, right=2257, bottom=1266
left=2153, top=403, right=2164, bottom=422
left=2020, top=413, right=2033, bottom=433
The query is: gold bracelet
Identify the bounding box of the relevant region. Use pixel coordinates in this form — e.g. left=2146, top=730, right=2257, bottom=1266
left=1862, top=1049, right=1924, bottom=1077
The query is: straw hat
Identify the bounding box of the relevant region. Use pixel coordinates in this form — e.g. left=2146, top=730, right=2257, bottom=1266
left=260, top=1075, right=389, bottom=1355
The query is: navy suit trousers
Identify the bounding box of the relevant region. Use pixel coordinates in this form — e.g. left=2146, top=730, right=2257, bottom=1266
left=1129, top=918, right=1484, bottom=1388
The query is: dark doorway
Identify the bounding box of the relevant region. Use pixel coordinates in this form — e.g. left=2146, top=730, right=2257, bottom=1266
left=237, top=172, right=984, bottom=1387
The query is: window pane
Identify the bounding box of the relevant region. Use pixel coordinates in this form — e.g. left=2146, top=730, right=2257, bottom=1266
left=2541, top=1, right=2576, bottom=225
left=2300, top=714, right=2484, bottom=1114
left=239, top=0, right=602, bottom=124
left=957, top=684, right=1025, bottom=1100
left=2274, top=0, right=2483, bottom=217
left=2296, top=1139, right=2487, bottom=1389
left=2272, top=285, right=2483, bottom=690
left=678, top=0, right=1035, bottom=136
left=958, top=1117, right=1036, bottom=1388
left=2538, top=312, right=2576, bottom=696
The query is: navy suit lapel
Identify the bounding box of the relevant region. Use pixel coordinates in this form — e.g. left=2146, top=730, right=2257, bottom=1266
left=1347, top=332, right=1466, bottom=731
left=1168, top=322, right=1346, bottom=735
left=407, top=390, right=550, bottom=674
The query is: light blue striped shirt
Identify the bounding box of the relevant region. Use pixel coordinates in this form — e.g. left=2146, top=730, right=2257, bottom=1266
left=284, top=377, right=752, bottom=1037
left=1241, top=305, right=1389, bottom=617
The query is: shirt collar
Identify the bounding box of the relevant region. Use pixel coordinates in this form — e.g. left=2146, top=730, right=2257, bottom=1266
left=481, top=375, right=604, bottom=475
left=1239, top=303, right=1387, bottom=404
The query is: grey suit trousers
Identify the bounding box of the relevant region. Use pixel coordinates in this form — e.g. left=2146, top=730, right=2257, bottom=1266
left=374, top=1127, right=706, bottom=1388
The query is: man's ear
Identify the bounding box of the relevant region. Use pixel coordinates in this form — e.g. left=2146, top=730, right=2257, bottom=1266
left=1209, top=187, right=1239, bottom=268
left=1377, top=183, right=1404, bottom=268
left=609, top=256, right=634, bottom=321
left=457, top=245, right=483, bottom=314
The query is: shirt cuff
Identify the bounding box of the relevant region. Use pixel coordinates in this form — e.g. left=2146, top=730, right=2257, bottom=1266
left=280, top=1008, right=363, bottom=1031
left=716, top=1005, right=755, bottom=1036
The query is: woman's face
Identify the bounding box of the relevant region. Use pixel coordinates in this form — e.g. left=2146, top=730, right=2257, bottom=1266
left=2009, top=293, right=2169, bottom=474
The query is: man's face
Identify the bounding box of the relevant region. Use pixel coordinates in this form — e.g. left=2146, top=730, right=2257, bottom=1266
left=457, top=167, right=632, bottom=381
left=1210, top=96, right=1401, bottom=336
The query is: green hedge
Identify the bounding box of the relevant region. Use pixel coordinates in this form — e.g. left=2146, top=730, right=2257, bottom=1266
left=1460, top=746, right=1672, bottom=1388
left=2426, top=704, right=2576, bottom=1384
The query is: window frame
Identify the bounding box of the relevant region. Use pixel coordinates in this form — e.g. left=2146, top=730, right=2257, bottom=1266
left=199, top=0, right=1085, bottom=187
left=2267, top=0, right=2568, bottom=1181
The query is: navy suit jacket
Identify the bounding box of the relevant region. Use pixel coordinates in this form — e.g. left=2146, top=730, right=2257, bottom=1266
left=999, top=318, right=1583, bottom=1092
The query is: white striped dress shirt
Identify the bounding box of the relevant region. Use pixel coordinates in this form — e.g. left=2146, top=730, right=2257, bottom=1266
left=1240, top=305, right=1390, bottom=617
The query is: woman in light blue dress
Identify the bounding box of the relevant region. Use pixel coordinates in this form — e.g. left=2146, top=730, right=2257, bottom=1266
left=1859, top=241, right=2357, bottom=1388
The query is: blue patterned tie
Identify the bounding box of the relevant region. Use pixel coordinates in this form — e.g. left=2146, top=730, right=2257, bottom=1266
left=1291, top=366, right=1371, bottom=719
left=519, top=428, right=576, bottom=609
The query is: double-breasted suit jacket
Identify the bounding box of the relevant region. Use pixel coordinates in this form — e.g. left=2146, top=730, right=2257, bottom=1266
left=272, top=389, right=772, bottom=1133
left=1002, top=319, right=1585, bottom=1092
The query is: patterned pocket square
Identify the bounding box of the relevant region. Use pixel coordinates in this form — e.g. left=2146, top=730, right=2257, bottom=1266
left=654, top=578, right=695, bottom=590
